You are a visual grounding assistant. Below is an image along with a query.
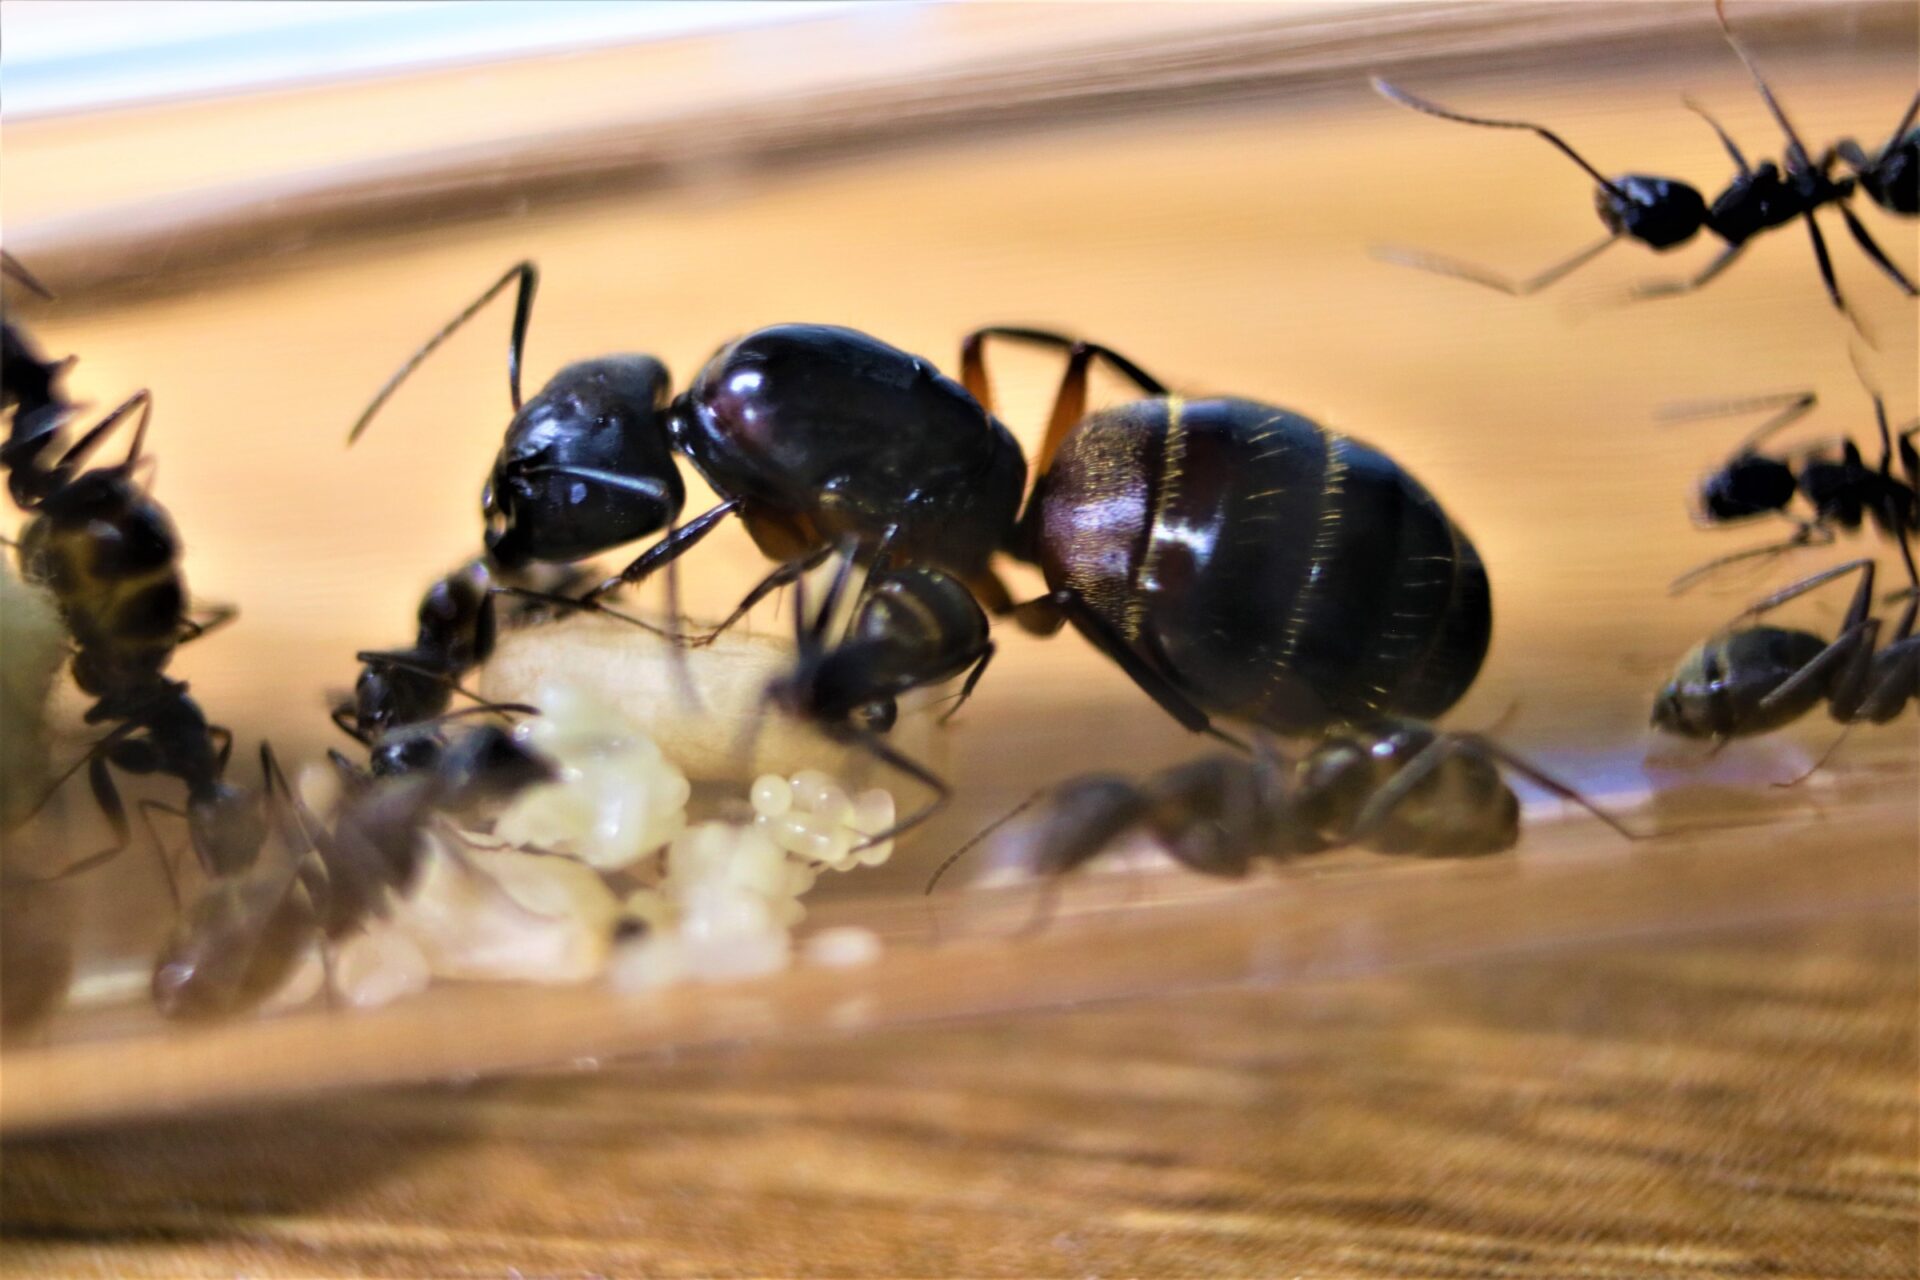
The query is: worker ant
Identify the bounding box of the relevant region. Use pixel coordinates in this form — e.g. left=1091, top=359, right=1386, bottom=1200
left=969, top=327, right=1492, bottom=743
left=1664, top=386, right=1917, bottom=592
left=748, top=542, right=994, bottom=842
left=1370, top=2, right=1918, bottom=315
left=1, top=365, right=251, bottom=881
left=332, top=554, right=579, bottom=749
left=1653, top=555, right=1917, bottom=756
left=153, top=726, right=555, bottom=1020
left=924, top=721, right=1635, bottom=917
left=347, top=263, right=1027, bottom=635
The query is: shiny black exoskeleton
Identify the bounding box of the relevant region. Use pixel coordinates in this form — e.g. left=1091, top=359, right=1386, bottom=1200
left=969, top=328, right=1491, bottom=742
left=1371, top=1, right=1918, bottom=314
left=1828, top=91, right=1919, bottom=216
left=926, top=722, right=1630, bottom=904
left=1654, top=557, right=1919, bottom=746
left=1666, top=388, right=1918, bottom=591
left=349, top=263, right=1028, bottom=628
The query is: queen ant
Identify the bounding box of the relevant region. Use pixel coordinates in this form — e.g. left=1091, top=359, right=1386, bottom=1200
left=1371, top=1, right=1918, bottom=317
left=1664, top=384, right=1917, bottom=592
left=924, top=721, right=1636, bottom=924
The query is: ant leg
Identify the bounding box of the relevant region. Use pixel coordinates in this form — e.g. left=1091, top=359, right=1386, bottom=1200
left=1712, top=0, right=1817, bottom=166
left=349, top=261, right=537, bottom=444
left=843, top=730, right=950, bottom=850
left=962, top=327, right=1168, bottom=476
left=1654, top=389, right=1816, bottom=454
left=1725, top=557, right=1875, bottom=631
left=329, top=701, right=373, bottom=746
left=1668, top=522, right=1834, bottom=596
left=1013, top=588, right=1244, bottom=748
left=1835, top=202, right=1919, bottom=296
left=1798, top=213, right=1855, bottom=322
left=584, top=498, right=742, bottom=603
left=136, top=799, right=189, bottom=911
left=1458, top=735, right=1643, bottom=841
left=352, top=650, right=514, bottom=717
left=208, top=724, right=235, bottom=770
left=33, top=756, right=134, bottom=881
left=51, top=388, right=152, bottom=474
left=1375, top=234, right=1620, bottom=298
left=936, top=643, right=995, bottom=726
left=687, top=542, right=837, bottom=647
left=1755, top=617, right=1878, bottom=722
left=1629, top=240, right=1746, bottom=301
left=487, top=584, right=681, bottom=641
left=176, top=601, right=238, bottom=646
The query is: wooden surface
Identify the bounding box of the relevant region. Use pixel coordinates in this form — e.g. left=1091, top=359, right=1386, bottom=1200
left=3, top=912, right=1914, bottom=1278
left=1, top=2, right=1917, bottom=1273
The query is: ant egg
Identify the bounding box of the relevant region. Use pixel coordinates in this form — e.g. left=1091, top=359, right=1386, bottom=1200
left=750, top=774, right=794, bottom=817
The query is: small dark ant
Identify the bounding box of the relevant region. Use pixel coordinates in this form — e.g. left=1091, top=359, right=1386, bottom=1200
left=348, top=263, right=1027, bottom=639
left=924, top=721, right=1634, bottom=913
left=969, top=327, right=1492, bottom=743
left=1653, top=556, right=1918, bottom=755
left=1370, top=0, right=1917, bottom=316
left=751, top=543, right=995, bottom=843
left=153, top=727, right=555, bottom=1020
left=1664, top=386, right=1918, bottom=592
left=332, top=555, right=578, bottom=748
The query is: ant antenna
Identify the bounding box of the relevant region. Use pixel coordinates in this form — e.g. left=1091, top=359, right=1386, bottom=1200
left=1712, top=0, right=1814, bottom=165
left=1, top=251, right=54, bottom=299
left=348, top=260, right=537, bottom=445
left=1370, top=76, right=1630, bottom=198
left=924, top=790, right=1044, bottom=894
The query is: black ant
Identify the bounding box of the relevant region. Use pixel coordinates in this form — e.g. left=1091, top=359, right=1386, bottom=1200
left=1653, top=556, right=1918, bottom=755
left=924, top=721, right=1634, bottom=913
left=331, top=554, right=575, bottom=748
left=153, top=727, right=555, bottom=1020
left=746, top=542, right=995, bottom=842
left=1370, top=1, right=1918, bottom=315
left=2, top=368, right=248, bottom=879
left=347, top=263, right=1027, bottom=640
left=968, top=327, right=1492, bottom=744
left=1664, top=386, right=1918, bottom=592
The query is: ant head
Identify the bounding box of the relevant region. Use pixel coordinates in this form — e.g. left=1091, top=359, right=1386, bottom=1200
left=483, top=358, right=684, bottom=568
left=191, top=781, right=269, bottom=878
left=1596, top=175, right=1708, bottom=249
left=1702, top=456, right=1797, bottom=522
left=371, top=728, right=444, bottom=778
left=436, top=724, right=555, bottom=814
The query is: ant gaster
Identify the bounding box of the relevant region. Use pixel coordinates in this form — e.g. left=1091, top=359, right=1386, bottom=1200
left=1371, top=0, right=1917, bottom=315
left=968, top=327, right=1492, bottom=743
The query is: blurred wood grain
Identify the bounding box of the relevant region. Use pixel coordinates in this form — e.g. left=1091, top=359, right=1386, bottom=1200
left=0, top=1, right=1916, bottom=1273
